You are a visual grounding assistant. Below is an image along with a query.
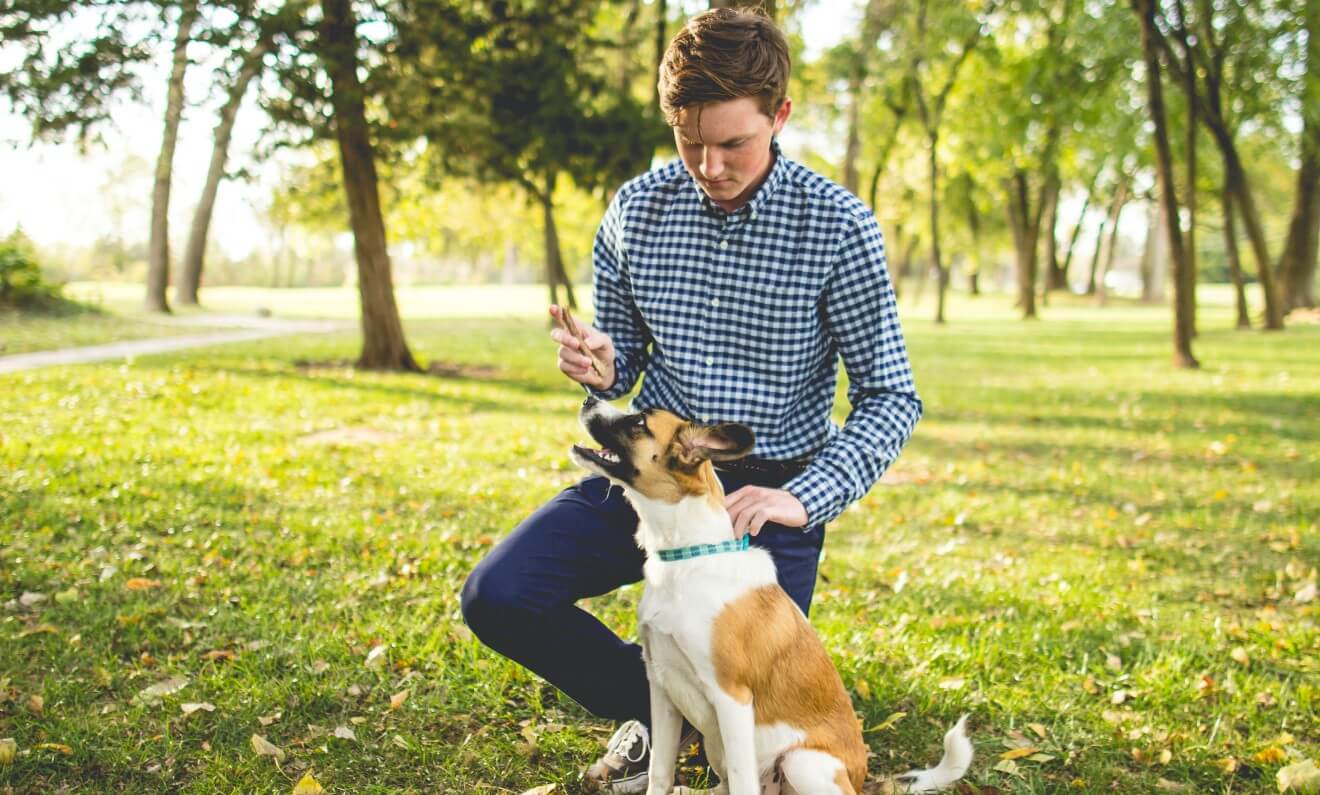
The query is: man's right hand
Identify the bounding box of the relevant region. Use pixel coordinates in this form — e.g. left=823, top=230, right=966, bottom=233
left=548, top=306, right=617, bottom=392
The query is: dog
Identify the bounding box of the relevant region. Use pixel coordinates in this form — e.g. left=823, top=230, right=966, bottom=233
left=570, top=396, right=973, bottom=795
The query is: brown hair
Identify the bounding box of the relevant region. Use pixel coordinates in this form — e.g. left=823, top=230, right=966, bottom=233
left=657, top=7, right=791, bottom=128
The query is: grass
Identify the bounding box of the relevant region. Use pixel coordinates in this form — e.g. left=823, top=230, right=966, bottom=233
left=0, top=286, right=1316, bottom=794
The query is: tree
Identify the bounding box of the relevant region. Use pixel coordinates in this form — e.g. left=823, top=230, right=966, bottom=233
left=908, top=0, right=987, bottom=324
left=144, top=1, right=198, bottom=313
left=1134, top=0, right=1197, bottom=368
left=1277, top=0, right=1319, bottom=311
left=398, top=1, right=660, bottom=310
left=316, top=0, right=418, bottom=371
left=1148, top=0, right=1287, bottom=328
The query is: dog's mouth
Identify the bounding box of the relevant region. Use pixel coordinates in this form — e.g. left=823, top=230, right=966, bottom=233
left=571, top=445, right=621, bottom=466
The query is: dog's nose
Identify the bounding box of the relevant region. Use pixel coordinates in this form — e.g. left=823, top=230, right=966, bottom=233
left=581, top=395, right=598, bottom=410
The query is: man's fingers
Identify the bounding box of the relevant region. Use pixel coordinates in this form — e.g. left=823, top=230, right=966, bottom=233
left=748, top=508, right=770, bottom=537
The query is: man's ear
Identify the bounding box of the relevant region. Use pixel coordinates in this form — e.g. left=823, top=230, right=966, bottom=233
left=680, top=422, right=755, bottom=463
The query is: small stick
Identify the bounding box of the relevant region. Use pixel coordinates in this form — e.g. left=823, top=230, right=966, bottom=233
left=555, top=304, right=605, bottom=378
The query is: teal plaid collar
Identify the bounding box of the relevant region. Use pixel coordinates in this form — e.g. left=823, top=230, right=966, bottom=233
left=656, top=534, right=750, bottom=563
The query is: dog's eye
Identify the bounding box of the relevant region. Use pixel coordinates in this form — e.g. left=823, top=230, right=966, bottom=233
left=632, top=415, right=647, bottom=427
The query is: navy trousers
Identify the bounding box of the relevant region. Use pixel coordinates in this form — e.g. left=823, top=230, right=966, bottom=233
left=460, top=471, right=826, bottom=727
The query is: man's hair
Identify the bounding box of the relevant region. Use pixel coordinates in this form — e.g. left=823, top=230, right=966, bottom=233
left=657, top=7, right=791, bottom=128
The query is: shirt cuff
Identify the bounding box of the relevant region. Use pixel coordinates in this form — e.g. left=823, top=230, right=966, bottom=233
left=783, top=467, right=850, bottom=528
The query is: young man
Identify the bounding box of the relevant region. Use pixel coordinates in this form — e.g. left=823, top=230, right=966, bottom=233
left=461, top=8, right=921, bottom=793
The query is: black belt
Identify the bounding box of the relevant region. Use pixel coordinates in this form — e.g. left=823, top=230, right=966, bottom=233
left=714, top=456, right=811, bottom=481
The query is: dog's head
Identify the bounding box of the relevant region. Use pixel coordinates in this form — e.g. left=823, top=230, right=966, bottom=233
left=570, top=396, right=755, bottom=503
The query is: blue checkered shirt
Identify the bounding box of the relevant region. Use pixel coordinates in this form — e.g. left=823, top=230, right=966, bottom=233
left=589, top=141, right=922, bottom=527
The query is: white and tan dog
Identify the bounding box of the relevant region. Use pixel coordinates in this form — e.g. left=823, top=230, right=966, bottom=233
left=571, top=397, right=973, bottom=795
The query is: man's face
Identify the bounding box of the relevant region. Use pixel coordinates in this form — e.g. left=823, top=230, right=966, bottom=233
left=673, top=96, right=792, bottom=212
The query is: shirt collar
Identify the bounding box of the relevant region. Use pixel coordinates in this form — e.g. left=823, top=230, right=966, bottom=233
left=692, top=137, right=788, bottom=219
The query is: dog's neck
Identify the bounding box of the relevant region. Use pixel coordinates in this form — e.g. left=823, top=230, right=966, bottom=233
left=623, top=470, right=735, bottom=560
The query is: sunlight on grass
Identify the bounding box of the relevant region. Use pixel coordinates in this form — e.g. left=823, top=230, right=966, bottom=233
left=1, top=287, right=1316, bottom=793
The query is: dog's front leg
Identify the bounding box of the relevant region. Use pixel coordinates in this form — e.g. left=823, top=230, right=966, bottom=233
left=711, top=694, right=758, bottom=795
left=646, top=678, right=683, bottom=795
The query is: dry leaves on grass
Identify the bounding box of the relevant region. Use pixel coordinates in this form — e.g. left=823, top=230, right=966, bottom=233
left=0, top=738, right=15, bottom=765
left=1278, top=759, right=1320, bottom=793
left=250, top=734, right=285, bottom=763
left=292, top=771, right=325, bottom=794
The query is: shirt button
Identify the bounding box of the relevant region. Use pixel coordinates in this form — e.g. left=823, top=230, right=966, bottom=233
left=750, top=211, right=757, bottom=220
left=718, top=240, right=729, bottom=250
left=711, top=297, right=720, bottom=307
left=705, top=356, right=715, bottom=366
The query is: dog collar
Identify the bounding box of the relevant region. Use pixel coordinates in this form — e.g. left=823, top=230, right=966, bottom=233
left=656, top=535, right=750, bottom=562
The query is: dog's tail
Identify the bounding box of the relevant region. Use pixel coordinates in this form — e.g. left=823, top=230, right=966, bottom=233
left=895, top=714, right=973, bottom=793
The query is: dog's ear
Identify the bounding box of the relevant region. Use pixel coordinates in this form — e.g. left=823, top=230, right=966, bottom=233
left=678, top=422, right=755, bottom=464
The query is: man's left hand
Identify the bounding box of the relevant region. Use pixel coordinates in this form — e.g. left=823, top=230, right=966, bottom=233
left=725, top=486, right=807, bottom=538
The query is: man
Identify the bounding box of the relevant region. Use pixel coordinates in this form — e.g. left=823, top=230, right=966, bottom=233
left=461, top=8, right=921, bottom=793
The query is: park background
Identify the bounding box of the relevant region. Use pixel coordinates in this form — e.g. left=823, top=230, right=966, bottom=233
left=1, top=0, right=1317, bottom=793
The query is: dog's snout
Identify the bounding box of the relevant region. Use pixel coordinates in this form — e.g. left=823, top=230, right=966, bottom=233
left=582, top=395, right=599, bottom=410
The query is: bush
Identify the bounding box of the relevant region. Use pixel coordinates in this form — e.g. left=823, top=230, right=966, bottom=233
left=0, top=229, right=64, bottom=309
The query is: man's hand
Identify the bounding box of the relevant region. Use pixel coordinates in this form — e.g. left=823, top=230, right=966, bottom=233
left=725, top=486, right=808, bottom=538
left=548, top=306, right=617, bottom=392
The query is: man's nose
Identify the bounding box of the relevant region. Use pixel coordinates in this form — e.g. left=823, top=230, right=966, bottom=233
left=701, top=148, right=723, bottom=178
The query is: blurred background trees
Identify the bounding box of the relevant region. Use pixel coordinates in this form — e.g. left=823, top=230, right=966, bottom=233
left=1, top=0, right=1315, bottom=370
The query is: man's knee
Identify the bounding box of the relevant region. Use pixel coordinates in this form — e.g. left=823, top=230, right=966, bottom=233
left=460, top=557, right=526, bottom=640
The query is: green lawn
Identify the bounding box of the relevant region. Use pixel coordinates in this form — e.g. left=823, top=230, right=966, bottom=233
left=1, top=287, right=1316, bottom=794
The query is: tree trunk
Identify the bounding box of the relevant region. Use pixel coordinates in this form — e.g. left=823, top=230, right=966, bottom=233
left=843, top=71, right=863, bottom=197
left=966, top=194, right=981, bottom=296
left=321, top=0, right=419, bottom=372
left=1042, top=176, right=1064, bottom=292
left=1141, top=200, right=1168, bottom=303
left=1005, top=170, right=1054, bottom=320
left=145, top=2, right=198, bottom=314
left=542, top=170, right=577, bottom=311
left=1179, top=6, right=1198, bottom=338
left=1278, top=0, right=1319, bottom=311
left=1209, top=117, right=1284, bottom=328
left=1136, top=0, right=1197, bottom=367
left=1058, top=191, right=1091, bottom=294
left=1086, top=215, right=1107, bottom=297
left=1222, top=183, right=1252, bottom=329
left=927, top=131, right=947, bottom=324
left=177, top=41, right=269, bottom=306
left=1093, top=180, right=1128, bottom=304
left=653, top=0, right=667, bottom=110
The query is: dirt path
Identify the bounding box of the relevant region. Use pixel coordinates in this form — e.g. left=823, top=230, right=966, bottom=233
left=0, top=315, right=347, bottom=374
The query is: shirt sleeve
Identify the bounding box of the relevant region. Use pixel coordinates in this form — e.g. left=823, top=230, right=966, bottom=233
left=588, top=190, right=651, bottom=401
left=782, top=212, right=923, bottom=527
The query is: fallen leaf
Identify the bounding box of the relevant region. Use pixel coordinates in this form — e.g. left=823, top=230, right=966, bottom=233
left=292, top=771, right=325, bottom=794
left=138, top=676, right=188, bottom=703
left=1215, top=757, right=1240, bottom=775
left=54, top=588, right=79, bottom=604
left=1160, top=749, right=1173, bottom=765
left=854, top=679, right=871, bottom=700
left=1278, top=759, right=1320, bottom=792
left=1082, top=675, right=1099, bottom=695
left=33, top=743, right=73, bottom=755
left=1155, top=779, right=1189, bottom=791
left=18, top=592, right=46, bottom=607
left=333, top=725, right=356, bottom=741
left=938, top=677, right=966, bottom=691
left=1295, top=582, right=1317, bottom=605
left=250, top=734, right=285, bottom=762
left=519, top=786, right=558, bottom=795
left=1105, top=652, right=1122, bottom=671
left=203, top=649, right=237, bottom=662
left=1111, top=690, right=1129, bottom=705
left=181, top=702, right=215, bottom=715
left=1000, top=747, right=1040, bottom=761
left=992, top=759, right=1020, bottom=776
left=0, top=738, right=15, bottom=765
left=259, top=712, right=282, bottom=726
left=390, top=689, right=410, bottom=710
left=873, top=712, right=907, bottom=732
left=26, top=694, right=43, bottom=714
left=365, top=644, right=387, bottom=669
left=124, top=578, right=161, bottom=591
left=1027, top=723, right=1048, bottom=739
left=1230, top=647, right=1251, bottom=666
left=1255, top=747, right=1288, bottom=765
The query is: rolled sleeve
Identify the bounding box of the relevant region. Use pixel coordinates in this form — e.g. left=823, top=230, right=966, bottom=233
left=783, top=213, right=922, bottom=526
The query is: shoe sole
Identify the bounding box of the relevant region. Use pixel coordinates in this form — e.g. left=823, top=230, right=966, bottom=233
left=583, top=771, right=648, bottom=794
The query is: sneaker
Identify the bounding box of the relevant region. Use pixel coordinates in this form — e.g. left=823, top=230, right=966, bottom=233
left=581, top=720, right=650, bottom=794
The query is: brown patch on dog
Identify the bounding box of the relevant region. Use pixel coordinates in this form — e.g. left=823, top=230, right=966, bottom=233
left=624, top=411, right=737, bottom=508
left=711, top=585, right=868, bottom=792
